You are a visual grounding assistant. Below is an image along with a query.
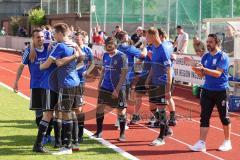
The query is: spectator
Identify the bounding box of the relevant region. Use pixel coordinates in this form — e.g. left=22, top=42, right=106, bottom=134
left=81, top=31, right=89, bottom=44
left=92, top=28, right=105, bottom=45
left=222, top=25, right=234, bottom=57
left=193, top=36, right=206, bottom=57
left=19, top=27, right=28, bottom=37
left=176, top=25, right=189, bottom=54
left=0, top=27, right=6, bottom=36
left=131, top=26, right=143, bottom=48
left=114, top=25, right=122, bottom=42
left=43, top=25, right=53, bottom=48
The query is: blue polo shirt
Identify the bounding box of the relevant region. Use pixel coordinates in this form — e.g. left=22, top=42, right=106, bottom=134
left=100, top=50, right=127, bottom=92
left=22, top=46, right=48, bottom=89
left=49, top=42, right=80, bottom=88
left=117, top=43, right=142, bottom=84
left=76, top=45, right=94, bottom=83
left=40, top=42, right=58, bottom=91
left=139, top=45, right=153, bottom=79
left=201, top=51, right=229, bottom=91
left=151, top=44, right=171, bottom=85
left=162, top=40, right=175, bottom=77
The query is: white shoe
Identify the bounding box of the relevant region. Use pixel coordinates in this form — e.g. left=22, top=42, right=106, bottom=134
left=52, top=147, right=72, bottom=155
left=115, top=120, right=119, bottom=127
left=189, top=140, right=206, bottom=152
left=218, top=140, right=232, bottom=152
left=150, top=138, right=165, bottom=146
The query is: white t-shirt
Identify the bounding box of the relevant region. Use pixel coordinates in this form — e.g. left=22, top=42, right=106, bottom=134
left=177, top=32, right=189, bottom=54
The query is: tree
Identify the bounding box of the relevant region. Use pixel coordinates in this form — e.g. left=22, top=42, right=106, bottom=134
left=28, top=9, right=45, bottom=26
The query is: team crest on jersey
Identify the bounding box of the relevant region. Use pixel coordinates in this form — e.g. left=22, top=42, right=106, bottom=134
left=212, top=59, right=217, bottom=65
left=114, top=60, right=118, bottom=65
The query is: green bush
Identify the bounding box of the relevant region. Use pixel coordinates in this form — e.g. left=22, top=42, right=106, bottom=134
left=28, top=9, right=45, bottom=26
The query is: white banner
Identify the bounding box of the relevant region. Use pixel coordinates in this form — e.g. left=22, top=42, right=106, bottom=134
left=173, top=55, right=204, bottom=85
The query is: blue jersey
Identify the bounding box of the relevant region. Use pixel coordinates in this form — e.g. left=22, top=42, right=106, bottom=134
left=44, top=30, right=52, bottom=42
left=40, top=43, right=58, bottom=91
left=162, top=40, right=175, bottom=77
left=101, top=50, right=127, bottom=92
left=49, top=42, right=80, bottom=88
left=22, top=47, right=48, bottom=89
left=201, top=51, right=229, bottom=91
left=151, top=44, right=171, bottom=85
left=117, top=43, right=141, bottom=84
left=140, top=45, right=153, bottom=79
left=76, top=45, right=94, bottom=83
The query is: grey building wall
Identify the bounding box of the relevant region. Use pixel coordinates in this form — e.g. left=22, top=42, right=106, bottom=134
left=0, top=0, right=40, bottom=23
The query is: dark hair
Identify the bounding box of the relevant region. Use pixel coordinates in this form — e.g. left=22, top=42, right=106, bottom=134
left=75, top=31, right=82, bottom=36
left=105, top=37, right=116, bottom=46
left=45, top=25, right=51, bottom=30
left=158, top=28, right=167, bottom=38
left=31, top=28, right=42, bottom=37
left=53, top=23, right=69, bottom=36
left=176, top=25, right=183, bottom=29
left=208, top=33, right=221, bottom=45
left=115, top=25, right=120, bottom=29
left=117, top=31, right=128, bottom=41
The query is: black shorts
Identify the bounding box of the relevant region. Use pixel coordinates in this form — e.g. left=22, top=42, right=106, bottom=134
left=135, top=77, right=148, bottom=94
left=30, top=88, right=43, bottom=110
left=41, top=89, right=58, bottom=111
left=97, top=87, right=127, bottom=109
left=200, top=89, right=230, bottom=127
left=72, top=84, right=84, bottom=109
left=58, top=85, right=84, bottom=112
left=148, top=85, right=167, bottom=105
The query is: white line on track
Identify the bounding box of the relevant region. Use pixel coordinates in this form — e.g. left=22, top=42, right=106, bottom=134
left=0, top=58, right=239, bottom=138
left=0, top=82, right=139, bottom=160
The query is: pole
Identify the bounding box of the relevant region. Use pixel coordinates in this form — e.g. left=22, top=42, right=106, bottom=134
left=141, top=0, right=144, bottom=28
left=167, top=0, right=171, bottom=37
left=211, top=0, right=213, bottom=18
left=104, top=0, right=107, bottom=31
left=66, top=0, right=69, bottom=13
left=121, top=0, right=124, bottom=30
left=198, top=0, right=202, bottom=39
left=90, top=0, right=93, bottom=43
left=175, top=0, right=178, bottom=27
left=47, top=0, right=50, bottom=15
left=231, top=0, right=234, bottom=17
left=57, top=0, right=59, bottom=14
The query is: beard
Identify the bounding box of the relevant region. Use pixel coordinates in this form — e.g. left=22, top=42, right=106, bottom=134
left=207, top=46, right=215, bottom=52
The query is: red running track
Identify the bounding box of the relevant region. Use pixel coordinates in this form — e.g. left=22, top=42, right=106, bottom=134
left=0, top=51, right=240, bottom=160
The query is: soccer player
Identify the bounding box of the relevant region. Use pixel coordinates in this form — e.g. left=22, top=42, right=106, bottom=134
left=158, top=28, right=177, bottom=126
left=92, top=37, right=128, bottom=141
left=145, top=28, right=173, bottom=146
left=40, top=23, right=83, bottom=155
left=43, top=25, right=53, bottom=48
left=117, top=31, right=146, bottom=126
left=190, top=34, right=232, bottom=152
left=13, top=28, right=49, bottom=152
left=131, top=44, right=153, bottom=124
left=71, top=31, right=95, bottom=150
